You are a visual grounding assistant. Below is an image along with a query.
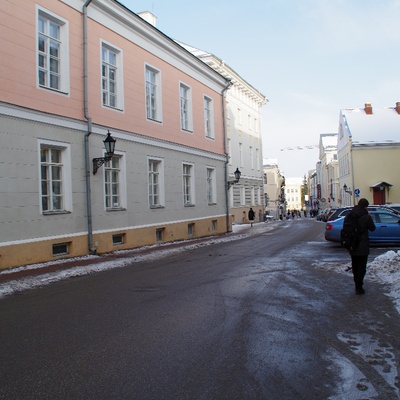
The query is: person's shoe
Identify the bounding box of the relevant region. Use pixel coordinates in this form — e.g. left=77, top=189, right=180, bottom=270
left=356, top=288, right=365, bottom=295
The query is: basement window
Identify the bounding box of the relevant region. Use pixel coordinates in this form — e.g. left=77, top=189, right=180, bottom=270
left=52, top=242, right=69, bottom=256
left=188, top=223, right=195, bottom=237
left=112, top=233, right=125, bottom=246
left=212, top=220, right=217, bottom=232
left=156, top=228, right=164, bottom=242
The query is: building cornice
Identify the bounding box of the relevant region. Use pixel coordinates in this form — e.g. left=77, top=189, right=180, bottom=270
left=62, top=0, right=229, bottom=92
left=0, top=102, right=226, bottom=162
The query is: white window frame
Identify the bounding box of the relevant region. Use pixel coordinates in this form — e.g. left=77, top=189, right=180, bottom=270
left=148, top=157, right=165, bottom=207
left=36, top=6, right=70, bottom=93
left=103, top=151, right=126, bottom=210
left=228, top=138, right=232, bottom=166
left=101, top=40, right=124, bottom=110
left=251, top=186, right=255, bottom=205
left=257, top=187, right=261, bottom=206
left=180, top=82, right=193, bottom=132
left=204, top=95, right=214, bottom=139
left=183, top=163, right=195, bottom=206
left=229, top=185, right=234, bottom=207
left=145, top=64, right=162, bottom=123
left=250, top=146, right=254, bottom=170
left=239, top=142, right=243, bottom=168
left=256, top=148, right=260, bottom=170
left=206, top=167, right=217, bottom=205
left=240, top=186, right=245, bottom=206
left=38, top=139, right=72, bottom=214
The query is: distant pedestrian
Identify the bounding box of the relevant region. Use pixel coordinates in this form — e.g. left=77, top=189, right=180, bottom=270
left=248, top=208, right=255, bottom=227
left=346, top=198, right=376, bottom=295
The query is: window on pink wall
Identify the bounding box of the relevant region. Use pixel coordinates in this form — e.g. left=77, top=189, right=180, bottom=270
left=204, top=96, right=214, bottom=139
left=37, top=8, right=69, bottom=93
left=180, top=83, right=192, bottom=132
left=101, top=42, right=124, bottom=110
left=145, top=65, right=162, bottom=122
left=102, top=46, right=117, bottom=108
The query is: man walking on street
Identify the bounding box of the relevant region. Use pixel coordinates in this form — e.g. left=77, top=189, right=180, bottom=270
left=248, top=208, right=255, bottom=227
left=347, top=198, right=376, bottom=295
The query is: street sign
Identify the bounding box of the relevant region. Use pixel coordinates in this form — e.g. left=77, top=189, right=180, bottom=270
left=354, top=189, right=360, bottom=196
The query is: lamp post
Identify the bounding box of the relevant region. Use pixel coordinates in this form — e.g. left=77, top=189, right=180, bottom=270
left=93, top=130, right=116, bottom=174
left=343, top=184, right=352, bottom=195
left=227, top=167, right=241, bottom=188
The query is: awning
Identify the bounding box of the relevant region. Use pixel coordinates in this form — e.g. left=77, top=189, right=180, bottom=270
left=369, top=181, right=393, bottom=188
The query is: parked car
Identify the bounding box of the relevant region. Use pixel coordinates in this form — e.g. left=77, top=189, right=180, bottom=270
left=327, top=207, right=352, bottom=222
left=317, top=209, right=335, bottom=222
left=327, top=205, right=398, bottom=222
left=384, top=204, right=400, bottom=215
left=325, top=210, right=400, bottom=244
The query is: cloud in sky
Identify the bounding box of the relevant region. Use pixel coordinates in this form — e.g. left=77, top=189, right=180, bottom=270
left=119, top=0, right=400, bottom=176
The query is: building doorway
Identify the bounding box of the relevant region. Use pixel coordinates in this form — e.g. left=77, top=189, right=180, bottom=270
left=371, top=182, right=392, bottom=205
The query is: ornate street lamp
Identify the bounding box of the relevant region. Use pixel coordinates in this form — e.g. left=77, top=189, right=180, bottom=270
left=228, top=167, right=241, bottom=188
left=92, top=130, right=116, bottom=174
left=343, top=184, right=352, bottom=194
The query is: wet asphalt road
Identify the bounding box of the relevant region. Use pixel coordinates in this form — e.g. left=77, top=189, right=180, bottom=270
left=0, top=219, right=399, bottom=399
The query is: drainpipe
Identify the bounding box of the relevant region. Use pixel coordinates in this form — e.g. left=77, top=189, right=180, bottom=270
left=83, top=0, right=95, bottom=253
left=222, top=79, right=232, bottom=232
left=349, top=142, right=356, bottom=206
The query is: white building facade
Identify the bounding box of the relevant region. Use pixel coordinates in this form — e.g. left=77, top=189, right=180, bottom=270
left=177, top=43, right=268, bottom=224
left=263, top=160, right=285, bottom=219
left=285, top=177, right=304, bottom=212
left=318, top=133, right=339, bottom=210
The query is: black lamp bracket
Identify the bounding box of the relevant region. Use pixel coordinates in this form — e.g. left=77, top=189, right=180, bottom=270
left=93, top=154, right=113, bottom=175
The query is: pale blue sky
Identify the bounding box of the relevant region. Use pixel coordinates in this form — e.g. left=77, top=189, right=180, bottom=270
left=120, top=0, right=400, bottom=177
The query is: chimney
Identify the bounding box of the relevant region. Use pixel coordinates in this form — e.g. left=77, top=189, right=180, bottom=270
left=396, top=102, right=400, bottom=115
left=138, top=11, right=157, bottom=27
left=364, top=103, right=373, bottom=115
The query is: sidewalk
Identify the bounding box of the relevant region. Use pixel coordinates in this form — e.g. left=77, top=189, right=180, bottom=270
left=0, top=222, right=269, bottom=289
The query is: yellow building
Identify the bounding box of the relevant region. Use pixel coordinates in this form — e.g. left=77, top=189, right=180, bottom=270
left=338, top=103, right=400, bottom=206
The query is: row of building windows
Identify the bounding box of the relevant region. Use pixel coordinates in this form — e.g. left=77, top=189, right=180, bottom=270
left=232, top=186, right=262, bottom=207
left=225, top=102, right=259, bottom=134
left=37, top=7, right=215, bottom=138
left=40, top=141, right=219, bottom=214
left=40, top=140, right=262, bottom=214
left=227, top=139, right=261, bottom=170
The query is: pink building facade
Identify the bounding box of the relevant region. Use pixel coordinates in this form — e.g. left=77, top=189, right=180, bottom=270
left=0, top=0, right=230, bottom=269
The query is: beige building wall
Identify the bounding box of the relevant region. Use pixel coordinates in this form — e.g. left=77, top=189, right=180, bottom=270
left=352, top=147, right=400, bottom=205
left=338, top=104, right=400, bottom=207
left=263, top=162, right=283, bottom=219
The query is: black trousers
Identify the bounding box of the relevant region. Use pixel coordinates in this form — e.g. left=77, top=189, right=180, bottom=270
left=351, top=255, right=368, bottom=289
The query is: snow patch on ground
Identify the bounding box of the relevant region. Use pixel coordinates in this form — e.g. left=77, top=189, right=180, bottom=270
left=315, top=250, right=400, bottom=314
